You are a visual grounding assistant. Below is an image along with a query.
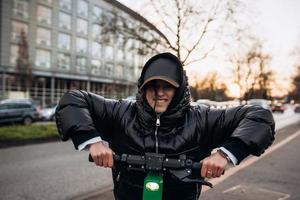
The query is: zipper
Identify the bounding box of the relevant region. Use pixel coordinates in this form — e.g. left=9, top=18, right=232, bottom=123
left=154, top=114, right=160, bottom=153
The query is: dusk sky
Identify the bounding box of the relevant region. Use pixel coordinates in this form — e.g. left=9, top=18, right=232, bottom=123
left=119, top=0, right=300, bottom=97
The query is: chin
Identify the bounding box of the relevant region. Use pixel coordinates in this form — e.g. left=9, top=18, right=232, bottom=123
left=155, top=107, right=167, bottom=113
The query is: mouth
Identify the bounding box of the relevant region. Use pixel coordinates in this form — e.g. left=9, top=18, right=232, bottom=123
left=154, top=99, right=168, bottom=103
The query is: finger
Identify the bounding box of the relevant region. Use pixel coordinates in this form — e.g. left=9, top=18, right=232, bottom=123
left=108, top=153, right=113, bottom=168
left=216, top=167, right=224, bottom=177
left=102, top=153, right=109, bottom=167
left=205, top=162, right=213, bottom=178
left=96, top=154, right=103, bottom=166
left=91, top=154, right=99, bottom=166
left=201, top=161, right=208, bottom=178
left=206, top=168, right=212, bottom=178
left=210, top=165, right=216, bottom=178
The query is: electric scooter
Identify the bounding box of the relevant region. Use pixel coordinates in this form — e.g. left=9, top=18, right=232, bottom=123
left=89, top=152, right=212, bottom=200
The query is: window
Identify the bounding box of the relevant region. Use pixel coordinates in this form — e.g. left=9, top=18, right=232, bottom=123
left=37, top=5, right=52, bottom=25
left=117, top=36, right=125, bottom=48
left=38, top=0, right=52, bottom=4
left=134, top=55, right=140, bottom=68
left=58, top=12, right=71, bottom=30
left=116, top=36, right=124, bottom=61
left=91, top=24, right=101, bottom=41
left=92, top=6, right=102, bottom=21
left=126, top=51, right=134, bottom=66
left=76, top=37, right=87, bottom=53
left=91, top=42, right=101, bottom=57
left=77, top=0, right=88, bottom=18
left=36, top=27, right=51, bottom=46
left=77, top=18, right=88, bottom=35
left=57, top=33, right=71, bottom=50
left=116, top=49, right=124, bottom=62
left=11, top=21, right=28, bottom=42
left=13, top=0, right=29, bottom=19
left=0, top=104, right=8, bottom=110
left=104, top=46, right=114, bottom=60
left=10, top=45, right=19, bottom=65
left=36, top=49, right=51, bottom=68
left=57, top=53, right=70, bottom=70
left=91, top=59, right=101, bottom=75
left=59, top=0, right=71, bottom=11
left=76, top=56, right=87, bottom=73
left=126, top=39, right=134, bottom=51
left=105, top=63, right=113, bottom=77
left=116, top=65, right=123, bottom=78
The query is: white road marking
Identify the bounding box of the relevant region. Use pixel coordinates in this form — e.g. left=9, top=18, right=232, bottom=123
left=203, top=129, right=300, bottom=192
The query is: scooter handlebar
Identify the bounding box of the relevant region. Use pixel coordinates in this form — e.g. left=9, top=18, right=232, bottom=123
left=88, top=154, right=120, bottom=163
left=89, top=153, right=201, bottom=172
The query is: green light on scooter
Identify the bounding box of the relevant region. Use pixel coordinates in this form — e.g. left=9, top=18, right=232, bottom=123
left=143, top=172, right=163, bottom=200
left=145, top=182, right=160, bottom=191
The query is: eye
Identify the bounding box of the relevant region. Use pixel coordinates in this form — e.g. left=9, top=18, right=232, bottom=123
left=146, top=84, right=155, bottom=90
left=162, top=85, right=174, bottom=90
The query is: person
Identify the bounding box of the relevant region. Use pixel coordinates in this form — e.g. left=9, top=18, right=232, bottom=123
left=55, top=52, right=275, bottom=200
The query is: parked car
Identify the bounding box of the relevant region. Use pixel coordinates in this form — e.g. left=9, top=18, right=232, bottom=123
left=124, top=95, right=136, bottom=101
left=295, top=104, right=300, bottom=113
left=247, top=99, right=272, bottom=111
left=0, top=99, right=42, bottom=125
left=196, top=99, right=212, bottom=107
left=271, top=102, right=285, bottom=113
left=41, top=104, right=57, bottom=121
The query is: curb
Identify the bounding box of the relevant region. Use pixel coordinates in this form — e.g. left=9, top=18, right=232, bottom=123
left=0, top=136, right=60, bottom=149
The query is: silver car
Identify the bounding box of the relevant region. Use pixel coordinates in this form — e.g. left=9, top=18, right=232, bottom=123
left=247, top=99, right=272, bottom=111
left=0, top=99, right=42, bottom=125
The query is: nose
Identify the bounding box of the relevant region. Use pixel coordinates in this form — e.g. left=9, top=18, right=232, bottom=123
left=156, top=86, right=164, bottom=96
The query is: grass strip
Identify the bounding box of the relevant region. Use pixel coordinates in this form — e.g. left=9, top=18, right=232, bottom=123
left=0, top=124, right=58, bottom=140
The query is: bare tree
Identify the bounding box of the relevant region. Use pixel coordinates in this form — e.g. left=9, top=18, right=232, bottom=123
left=95, top=7, right=164, bottom=57
left=289, top=47, right=300, bottom=102
left=240, top=42, right=274, bottom=100
left=148, top=0, right=241, bottom=66
left=100, top=0, right=241, bottom=66
left=190, top=71, right=229, bottom=101
left=16, top=29, right=32, bottom=93
left=227, top=31, right=274, bottom=100
left=290, top=67, right=300, bottom=102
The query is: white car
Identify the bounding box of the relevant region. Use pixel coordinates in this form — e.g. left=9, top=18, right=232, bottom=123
left=41, top=104, right=57, bottom=121
left=247, top=99, right=272, bottom=111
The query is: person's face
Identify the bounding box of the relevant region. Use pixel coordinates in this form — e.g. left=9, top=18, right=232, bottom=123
left=145, top=80, right=176, bottom=113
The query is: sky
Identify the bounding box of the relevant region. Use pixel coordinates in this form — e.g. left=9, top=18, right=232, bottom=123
left=118, top=0, right=300, bottom=97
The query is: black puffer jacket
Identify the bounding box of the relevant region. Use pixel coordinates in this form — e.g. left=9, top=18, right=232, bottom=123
left=55, top=53, right=275, bottom=200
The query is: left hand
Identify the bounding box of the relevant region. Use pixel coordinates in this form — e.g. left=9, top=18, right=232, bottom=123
left=200, top=151, right=229, bottom=178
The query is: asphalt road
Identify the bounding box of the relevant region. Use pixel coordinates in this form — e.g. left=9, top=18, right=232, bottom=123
left=201, top=124, right=300, bottom=200
left=0, top=108, right=299, bottom=200
left=0, top=141, right=113, bottom=200
left=77, top=122, right=300, bottom=200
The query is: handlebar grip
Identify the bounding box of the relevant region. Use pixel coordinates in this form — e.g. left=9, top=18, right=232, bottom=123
left=192, top=162, right=202, bottom=171
left=88, top=154, right=120, bottom=163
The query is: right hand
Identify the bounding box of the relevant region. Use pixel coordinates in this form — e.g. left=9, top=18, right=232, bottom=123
left=89, top=142, right=114, bottom=168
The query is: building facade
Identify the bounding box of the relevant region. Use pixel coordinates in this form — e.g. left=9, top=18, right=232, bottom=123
left=0, top=0, right=166, bottom=106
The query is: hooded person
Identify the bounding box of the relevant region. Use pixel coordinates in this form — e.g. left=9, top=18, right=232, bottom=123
left=55, top=52, right=275, bottom=200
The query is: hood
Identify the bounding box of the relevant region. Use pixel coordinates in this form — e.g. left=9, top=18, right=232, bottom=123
left=136, top=52, right=191, bottom=130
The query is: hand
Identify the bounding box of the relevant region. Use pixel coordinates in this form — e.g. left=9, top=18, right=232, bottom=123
left=89, top=142, right=114, bottom=168
left=200, top=151, right=229, bottom=178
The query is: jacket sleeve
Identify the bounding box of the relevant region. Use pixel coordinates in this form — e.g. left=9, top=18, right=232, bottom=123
left=55, top=90, right=125, bottom=149
left=204, top=105, right=275, bottom=158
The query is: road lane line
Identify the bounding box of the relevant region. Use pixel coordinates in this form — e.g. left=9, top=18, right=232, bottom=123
left=202, top=129, right=300, bottom=192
